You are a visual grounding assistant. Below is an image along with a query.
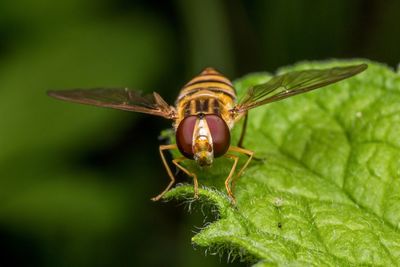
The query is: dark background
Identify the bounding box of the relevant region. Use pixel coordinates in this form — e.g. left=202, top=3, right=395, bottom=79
left=0, top=0, right=399, bottom=266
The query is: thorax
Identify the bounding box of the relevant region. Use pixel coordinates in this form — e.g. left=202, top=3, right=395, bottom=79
left=175, top=90, right=236, bottom=129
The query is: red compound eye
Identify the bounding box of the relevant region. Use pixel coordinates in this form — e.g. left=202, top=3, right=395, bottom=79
left=176, top=116, right=197, bottom=159
left=205, top=114, right=230, bottom=157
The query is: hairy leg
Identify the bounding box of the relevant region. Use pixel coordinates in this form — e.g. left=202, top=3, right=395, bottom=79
left=224, top=154, right=239, bottom=203
left=172, top=156, right=199, bottom=198
left=237, top=112, right=248, bottom=148
left=228, top=146, right=254, bottom=193
left=151, top=144, right=178, bottom=201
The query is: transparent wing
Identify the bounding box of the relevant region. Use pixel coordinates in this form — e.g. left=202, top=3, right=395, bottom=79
left=47, top=88, right=176, bottom=119
left=234, top=64, right=367, bottom=113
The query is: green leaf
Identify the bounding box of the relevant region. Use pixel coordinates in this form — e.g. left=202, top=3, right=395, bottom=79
left=165, top=60, right=400, bottom=266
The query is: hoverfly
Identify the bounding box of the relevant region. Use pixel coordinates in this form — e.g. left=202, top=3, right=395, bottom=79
left=48, top=63, right=367, bottom=203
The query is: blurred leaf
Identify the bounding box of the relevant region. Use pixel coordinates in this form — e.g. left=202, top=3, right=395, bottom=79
left=0, top=0, right=100, bottom=25
left=254, top=1, right=360, bottom=70
left=0, top=173, right=127, bottom=234
left=166, top=60, right=400, bottom=266
left=0, top=10, right=173, bottom=257
left=0, top=17, right=172, bottom=161
left=177, top=0, right=234, bottom=75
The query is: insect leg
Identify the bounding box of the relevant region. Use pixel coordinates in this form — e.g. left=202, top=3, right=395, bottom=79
left=228, top=146, right=254, bottom=192
left=237, top=112, right=248, bottom=148
left=235, top=113, right=263, bottom=161
left=224, top=154, right=239, bottom=204
left=151, top=144, right=178, bottom=201
left=172, top=157, right=199, bottom=198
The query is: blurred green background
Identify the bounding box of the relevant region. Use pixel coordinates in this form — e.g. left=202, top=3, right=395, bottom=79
left=0, top=0, right=399, bottom=266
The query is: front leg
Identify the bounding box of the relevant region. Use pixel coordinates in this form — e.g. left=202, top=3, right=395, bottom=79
left=151, top=144, right=178, bottom=201
left=237, top=112, right=248, bottom=148
left=172, top=156, right=199, bottom=199
left=228, top=146, right=254, bottom=193
left=224, top=154, right=239, bottom=204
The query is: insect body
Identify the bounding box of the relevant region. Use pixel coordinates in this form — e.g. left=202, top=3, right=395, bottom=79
left=48, top=63, right=367, bottom=203
left=175, top=68, right=238, bottom=165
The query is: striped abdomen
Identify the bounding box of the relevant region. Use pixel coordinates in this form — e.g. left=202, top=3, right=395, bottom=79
left=175, top=68, right=237, bottom=129
left=177, top=67, right=236, bottom=102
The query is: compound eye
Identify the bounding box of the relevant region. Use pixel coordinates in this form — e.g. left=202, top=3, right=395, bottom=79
left=205, top=114, right=230, bottom=157
left=176, top=116, right=197, bottom=159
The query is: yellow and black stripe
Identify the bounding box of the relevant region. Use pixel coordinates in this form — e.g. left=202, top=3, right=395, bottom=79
left=177, top=67, right=236, bottom=101
left=182, top=98, right=221, bottom=116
